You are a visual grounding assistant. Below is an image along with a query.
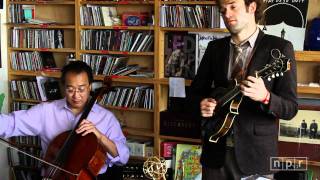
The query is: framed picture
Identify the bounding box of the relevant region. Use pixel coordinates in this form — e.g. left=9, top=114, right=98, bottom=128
left=278, top=104, right=320, bottom=162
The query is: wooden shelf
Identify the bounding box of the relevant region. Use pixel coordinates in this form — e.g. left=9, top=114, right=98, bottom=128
left=123, top=127, right=154, bottom=137
left=9, top=70, right=155, bottom=85
left=104, top=105, right=154, bottom=112
left=9, top=48, right=76, bottom=53
left=160, top=135, right=201, bottom=143
left=12, top=98, right=41, bottom=103
left=9, top=1, right=75, bottom=5
left=129, top=156, right=149, bottom=161
left=7, top=23, right=75, bottom=29
left=298, top=86, right=320, bottom=95
left=160, top=27, right=229, bottom=32
left=80, top=25, right=154, bottom=30
left=95, top=75, right=155, bottom=84
left=158, top=78, right=192, bottom=86
left=79, top=50, right=154, bottom=56
left=9, top=70, right=61, bottom=78
left=295, top=51, right=320, bottom=62
left=161, top=0, right=216, bottom=5
left=80, top=0, right=154, bottom=5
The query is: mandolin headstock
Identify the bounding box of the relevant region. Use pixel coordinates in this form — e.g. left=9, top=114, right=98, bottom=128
left=256, top=49, right=291, bottom=81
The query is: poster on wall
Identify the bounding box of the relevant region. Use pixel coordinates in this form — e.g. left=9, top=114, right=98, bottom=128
left=261, top=0, right=309, bottom=51
left=278, top=105, right=320, bottom=161
left=279, top=108, right=320, bottom=145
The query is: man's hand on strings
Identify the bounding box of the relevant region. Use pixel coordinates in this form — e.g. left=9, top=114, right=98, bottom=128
left=240, top=76, right=269, bottom=102
left=76, top=119, right=102, bottom=140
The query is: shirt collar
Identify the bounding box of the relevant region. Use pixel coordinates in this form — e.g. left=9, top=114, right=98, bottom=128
left=230, top=26, right=259, bottom=48
left=58, top=98, right=98, bottom=113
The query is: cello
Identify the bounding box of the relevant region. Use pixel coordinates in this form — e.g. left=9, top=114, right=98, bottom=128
left=42, top=76, right=113, bottom=179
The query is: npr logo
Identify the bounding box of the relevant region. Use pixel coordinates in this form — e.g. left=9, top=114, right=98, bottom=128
left=270, top=157, right=308, bottom=171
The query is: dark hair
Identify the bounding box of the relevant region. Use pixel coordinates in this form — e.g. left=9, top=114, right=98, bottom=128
left=216, top=0, right=266, bottom=23
left=61, top=61, right=93, bottom=85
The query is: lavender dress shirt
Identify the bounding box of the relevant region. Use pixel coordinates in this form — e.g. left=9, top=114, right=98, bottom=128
left=0, top=98, right=129, bottom=174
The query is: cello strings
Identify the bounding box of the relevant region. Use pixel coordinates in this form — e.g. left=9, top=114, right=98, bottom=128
left=0, top=138, right=78, bottom=177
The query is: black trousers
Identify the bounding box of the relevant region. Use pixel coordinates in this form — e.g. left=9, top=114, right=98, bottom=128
left=96, top=165, right=123, bottom=180
left=202, top=147, right=244, bottom=180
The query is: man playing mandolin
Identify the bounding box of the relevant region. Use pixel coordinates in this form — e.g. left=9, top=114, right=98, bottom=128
left=0, top=61, right=129, bottom=179
left=189, top=0, right=298, bottom=179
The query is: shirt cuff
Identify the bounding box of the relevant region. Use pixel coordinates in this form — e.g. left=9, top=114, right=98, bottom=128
left=106, top=140, right=129, bottom=167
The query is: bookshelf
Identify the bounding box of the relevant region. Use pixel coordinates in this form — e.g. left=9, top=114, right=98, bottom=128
left=5, top=0, right=320, bottom=179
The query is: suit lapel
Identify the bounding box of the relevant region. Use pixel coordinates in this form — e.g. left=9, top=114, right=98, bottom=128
left=220, top=37, right=231, bottom=80
left=246, top=30, right=267, bottom=76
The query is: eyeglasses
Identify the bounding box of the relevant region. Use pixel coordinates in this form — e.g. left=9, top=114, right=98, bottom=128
left=65, top=85, right=89, bottom=94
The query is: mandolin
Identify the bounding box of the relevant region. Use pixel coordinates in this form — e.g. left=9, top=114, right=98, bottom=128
left=202, top=51, right=291, bottom=143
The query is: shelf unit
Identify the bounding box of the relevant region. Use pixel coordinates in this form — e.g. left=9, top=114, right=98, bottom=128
left=5, top=0, right=320, bottom=178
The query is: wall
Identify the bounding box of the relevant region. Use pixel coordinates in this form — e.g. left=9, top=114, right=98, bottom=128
left=0, top=0, right=10, bottom=178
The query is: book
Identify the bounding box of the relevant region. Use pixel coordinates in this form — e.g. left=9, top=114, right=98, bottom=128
left=161, top=141, right=178, bottom=159
left=193, top=32, right=229, bottom=74
left=164, top=32, right=196, bottom=79
left=22, top=5, right=35, bottom=21
left=40, top=52, right=56, bottom=69
left=44, top=80, right=62, bottom=101
left=27, top=18, right=56, bottom=25
left=260, top=0, right=309, bottom=50
left=54, top=30, right=64, bottom=48
left=36, top=76, right=49, bottom=101
left=113, top=64, right=140, bottom=76
left=174, top=144, right=202, bottom=180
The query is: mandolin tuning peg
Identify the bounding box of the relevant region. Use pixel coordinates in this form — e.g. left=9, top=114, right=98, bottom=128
left=268, top=77, right=272, bottom=81
left=280, top=72, right=283, bottom=76
left=276, top=73, right=279, bottom=77
left=272, top=74, right=275, bottom=78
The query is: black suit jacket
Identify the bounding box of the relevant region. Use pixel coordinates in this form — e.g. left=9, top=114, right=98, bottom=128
left=189, top=30, right=298, bottom=175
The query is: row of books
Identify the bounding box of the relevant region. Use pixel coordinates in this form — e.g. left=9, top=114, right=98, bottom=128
left=81, top=54, right=128, bottom=75
left=11, top=136, right=41, bottom=147
left=9, top=168, right=41, bottom=180
left=99, top=86, right=154, bottom=109
left=80, top=30, right=154, bottom=52
left=10, top=28, right=64, bottom=49
left=8, top=4, right=34, bottom=24
left=160, top=5, right=221, bottom=28
left=126, top=139, right=153, bottom=157
left=10, top=51, right=57, bottom=71
left=122, top=162, right=149, bottom=180
left=80, top=5, right=120, bottom=26
left=10, top=78, right=62, bottom=101
left=7, top=147, right=42, bottom=168
left=121, top=161, right=173, bottom=180
left=10, top=80, right=41, bottom=101
left=112, top=64, right=141, bottom=76
left=12, top=101, right=36, bottom=111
